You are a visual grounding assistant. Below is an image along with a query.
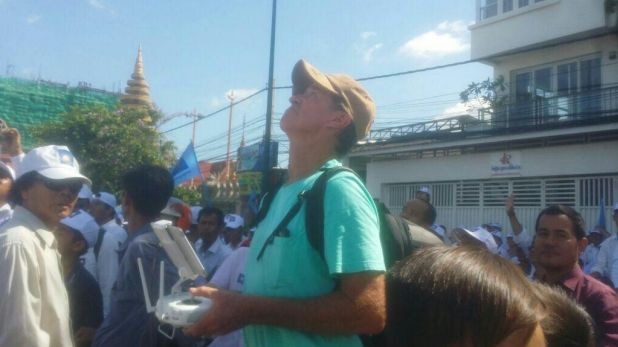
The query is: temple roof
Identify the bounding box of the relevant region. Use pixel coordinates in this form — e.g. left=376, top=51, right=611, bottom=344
left=120, top=46, right=153, bottom=110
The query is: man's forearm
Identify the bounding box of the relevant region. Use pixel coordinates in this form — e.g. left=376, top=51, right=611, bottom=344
left=186, top=272, right=386, bottom=337
left=507, top=212, right=523, bottom=235
left=242, top=273, right=385, bottom=334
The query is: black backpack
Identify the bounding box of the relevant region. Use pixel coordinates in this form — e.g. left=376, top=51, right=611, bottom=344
left=255, top=166, right=421, bottom=269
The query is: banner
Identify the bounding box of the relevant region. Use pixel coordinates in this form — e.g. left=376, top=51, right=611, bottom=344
left=171, top=142, right=201, bottom=185
left=237, top=141, right=278, bottom=172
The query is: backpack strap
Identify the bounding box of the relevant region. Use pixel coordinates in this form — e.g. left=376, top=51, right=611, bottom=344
left=305, top=166, right=358, bottom=260
left=254, top=182, right=283, bottom=227
left=255, top=190, right=307, bottom=261
left=94, top=227, right=106, bottom=261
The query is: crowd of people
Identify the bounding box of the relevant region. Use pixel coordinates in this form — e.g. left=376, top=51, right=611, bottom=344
left=0, top=59, right=617, bottom=347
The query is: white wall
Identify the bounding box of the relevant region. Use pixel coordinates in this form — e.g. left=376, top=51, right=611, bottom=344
left=365, top=140, right=618, bottom=197
left=471, top=0, right=608, bottom=60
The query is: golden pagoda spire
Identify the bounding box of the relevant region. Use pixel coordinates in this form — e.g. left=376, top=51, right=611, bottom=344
left=120, top=45, right=153, bottom=111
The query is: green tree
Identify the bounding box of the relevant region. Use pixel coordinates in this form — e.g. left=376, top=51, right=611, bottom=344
left=173, top=185, right=203, bottom=206
left=31, top=104, right=176, bottom=193
left=459, top=76, right=507, bottom=115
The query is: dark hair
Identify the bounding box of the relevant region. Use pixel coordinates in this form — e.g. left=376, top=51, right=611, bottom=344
left=334, top=122, right=357, bottom=157
left=9, top=171, right=40, bottom=205
left=535, top=205, right=586, bottom=239
left=386, top=246, right=540, bottom=347
left=197, top=206, right=224, bottom=226
left=533, top=283, right=595, bottom=347
left=121, top=165, right=173, bottom=219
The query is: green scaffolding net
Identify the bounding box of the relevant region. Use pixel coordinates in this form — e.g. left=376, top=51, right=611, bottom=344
left=0, top=76, right=120, bottom=149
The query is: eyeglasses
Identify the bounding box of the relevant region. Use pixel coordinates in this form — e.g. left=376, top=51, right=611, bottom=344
left=39, top=177, right=82, bottom=195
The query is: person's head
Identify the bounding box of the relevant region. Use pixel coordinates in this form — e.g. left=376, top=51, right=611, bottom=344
left=187, top=205, right=203, bottom=244
left=9, top=145, right=90, bottom=228
left=400, top=198, right=435, bottom=229
left=120, top=165, right=173, bottom=224
left=282, top=59, right=376, bottom=157
left=0, top=161, right=15, bottom=204
left=415, top=186, right=431, bottom=203
left=532, top=283, right=595, bottom=347
left=197, top=206, right=224, bottom=244
left=386, top=246, right=544, bottom=347
left=89, top=191, right=117, bottom=225
left=533, top=205, right=587, bottom=275
left=55, top=210, right=98, bottom=259
left=223, top=213, right=244, bottom=247
left=586, top=229, right=604, bottom=247
left=74, top=184, right=92, bottom=212
left=613, top=203, right=618, bottom=228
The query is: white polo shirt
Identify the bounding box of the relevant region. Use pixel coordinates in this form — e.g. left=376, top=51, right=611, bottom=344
left=0, top=206, right=73, bottom=346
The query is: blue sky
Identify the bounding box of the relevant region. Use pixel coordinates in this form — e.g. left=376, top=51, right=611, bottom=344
left=0, top=0, right=492, bottom=165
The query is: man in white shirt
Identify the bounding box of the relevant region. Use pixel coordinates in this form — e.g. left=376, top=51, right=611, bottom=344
left=590, top=203, right=618, bottom=289
left=0, top=145, right=90, bottom=347
left=194, top=206, right=232, bottom=280
left=581, top=228, right=604, bottom=274
left=89, top=191, right=125, bottom=317
left=223, top=213, right=245, bottom=250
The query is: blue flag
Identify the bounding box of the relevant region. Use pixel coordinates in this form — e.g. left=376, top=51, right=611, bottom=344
left=171, top=142, right=201, bottom=186
left=597, top=197, right=606, bottom=229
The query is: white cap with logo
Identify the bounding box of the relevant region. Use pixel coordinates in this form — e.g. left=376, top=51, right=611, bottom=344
left=17, top=145, right=91, bottom=184
left=224, top=214, right=244, bottom=229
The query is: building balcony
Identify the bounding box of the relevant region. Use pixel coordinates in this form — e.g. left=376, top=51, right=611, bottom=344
left=365, top=85, right=618, bottom=144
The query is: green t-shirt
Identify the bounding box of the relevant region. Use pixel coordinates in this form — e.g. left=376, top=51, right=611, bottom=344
left=243, top=160, right=385, bottom=347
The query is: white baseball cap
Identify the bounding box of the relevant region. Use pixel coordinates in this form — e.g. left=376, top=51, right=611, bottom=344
left=418, top=186, right=431, bottom=195
left=93, top=192, right=117, bottom=210
left=17, top=145, right=91, bottom=184
left=614, top=203, right=618, bottom=211
left=224, top=214, right=244, bottom=229
left=60, top=210, right=99, bottom=247
left=462, top=226, right=499, bottom=254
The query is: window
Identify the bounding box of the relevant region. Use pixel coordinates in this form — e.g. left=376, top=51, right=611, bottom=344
left=579, top=177, right=614, bottom=207
left=519, top=0, right=529, bottom=7
left=545, top=179, right=576, bottom=206
left=481, top=0, right=498, bottom=19
left=512, top=180, right=542, bottom=206
left=503, top=0, right=514, bottom=12
left=483, top=181, right=509, bottom=206
left=457, top=182, right=481, bottom=206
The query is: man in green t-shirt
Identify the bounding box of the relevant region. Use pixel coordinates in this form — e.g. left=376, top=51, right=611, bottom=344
left=186, top=59, right=385, bottom=347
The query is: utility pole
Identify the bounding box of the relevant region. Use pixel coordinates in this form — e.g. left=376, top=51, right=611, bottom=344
left=191, top=109, right=198, bottom=145
left=225, top=91, right=236, bottom=181
left=262, top=0, right=277, bottom=193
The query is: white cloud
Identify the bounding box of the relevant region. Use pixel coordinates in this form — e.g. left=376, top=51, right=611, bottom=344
left=210, top=88, right=259, bottom=108
left=361, top=31, right=376, bottom=40
left=356, top=31, right=383, bottom=63
left=26, top=14, right=41, bottom=24
left=437, top=99, right=490, bottom=119
left=399, top=20, right=470, bottom=59
left=88, top=0, right=116, bottom=15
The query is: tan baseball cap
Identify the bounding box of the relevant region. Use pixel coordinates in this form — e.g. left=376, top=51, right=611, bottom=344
left=291, top=59, right=376, bottom=140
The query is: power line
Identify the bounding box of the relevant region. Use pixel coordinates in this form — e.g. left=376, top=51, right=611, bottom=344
left=161, top=88, right=267, bottom=134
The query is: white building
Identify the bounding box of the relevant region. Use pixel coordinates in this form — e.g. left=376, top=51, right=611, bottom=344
left=348, top=0, right=618, bottom=233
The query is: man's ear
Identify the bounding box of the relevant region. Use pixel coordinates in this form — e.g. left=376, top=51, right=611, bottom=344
left=326, top=111, right=353, bottom=131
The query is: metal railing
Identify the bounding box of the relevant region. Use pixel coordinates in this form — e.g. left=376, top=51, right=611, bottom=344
left=367, top=85, right=618, bottom=142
